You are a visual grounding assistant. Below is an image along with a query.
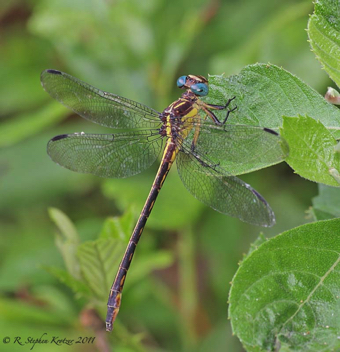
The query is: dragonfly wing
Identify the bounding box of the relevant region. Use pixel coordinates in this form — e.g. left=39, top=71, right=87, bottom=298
left=183, top=122, right=288, bottom=175
left=41, top=69, right=161, bottom=129
left=176, top=149, right=275, bottom=227
left=48, top=131, right=163, bottom=178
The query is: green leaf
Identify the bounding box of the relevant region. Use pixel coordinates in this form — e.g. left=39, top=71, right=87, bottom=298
left=229, top=219, right=340, bottom=351
left=48, top=208, right=81, bottom=280
left=308, top=0, right=340, bottom=88
left=99, top=209, right=134, bottom=241
left=245, top=233, right=267, bottom=258
left=77, top=238, right=126, bottom=301
left=281, top=115, right=340, bottom=186
left=310, top=207, right=336, bottom=222
left=312, top=184, right=340, bottom=221
left=49, top=207, right=79, bottom=243
left=208, top=64, right=340, bottom=139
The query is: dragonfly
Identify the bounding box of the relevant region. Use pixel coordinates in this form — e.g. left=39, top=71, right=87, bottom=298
left=41, top=69, right=287, bottom=331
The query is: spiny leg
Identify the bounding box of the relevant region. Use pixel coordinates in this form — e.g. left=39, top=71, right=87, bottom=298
left=191, top=120, right=201, bottom=152
left=206, top=96, right=236, bottom=111
left=222, top=104, right=237, bottom=124
left=203, top=96, right=237, bottom=125
left=191, top=97, right=237, bottom=152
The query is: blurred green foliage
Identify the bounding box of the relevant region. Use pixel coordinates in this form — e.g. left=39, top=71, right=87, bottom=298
left=0, top=0, right=334, bottom=351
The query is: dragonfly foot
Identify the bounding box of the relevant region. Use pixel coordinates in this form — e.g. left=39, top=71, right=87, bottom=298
left=224, top=96, right=236, bottom=109
left=222, top=104, right=237, bottom=125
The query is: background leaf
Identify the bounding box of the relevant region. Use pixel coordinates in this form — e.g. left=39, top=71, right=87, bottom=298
left=99, top=208, right=134, bottom=240
left=308, top=0, right=340, bottom=88
left=49, top=207, right=81, bottom=280
left=77, top=238, right=125, bottom=301
left=312, top=184, right=340, bottom=220
left=229, top=218, right=340, bottom=352
left=207, top=64, right=340, bottom=138
left=281, top=115, right=340, bottom=186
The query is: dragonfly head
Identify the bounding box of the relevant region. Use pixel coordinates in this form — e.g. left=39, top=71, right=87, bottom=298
left=176, top=75, right=209, bottom=97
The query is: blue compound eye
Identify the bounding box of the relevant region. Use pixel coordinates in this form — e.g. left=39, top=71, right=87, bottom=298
left=190, top=82, right=209, bottom=96
left=177, top=76, right=187, bottom=88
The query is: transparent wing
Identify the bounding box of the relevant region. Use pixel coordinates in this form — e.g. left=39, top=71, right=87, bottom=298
left=41, top=69, right=161, bottom=129
left=47, top=131, right=163, bottom=178
left=179, top=121, right=288, bottom=176
left=176, top=148, right=275, bottom=227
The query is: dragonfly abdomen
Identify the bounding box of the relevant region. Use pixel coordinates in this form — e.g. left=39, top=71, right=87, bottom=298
left=106, top=140, right=177, bottom=331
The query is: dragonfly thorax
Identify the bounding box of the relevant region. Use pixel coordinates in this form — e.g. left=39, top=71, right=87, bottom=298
left=160, top=92, right=201, bottom=140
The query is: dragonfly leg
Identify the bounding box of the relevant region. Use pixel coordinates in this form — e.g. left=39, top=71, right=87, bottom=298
left=205, top=96, right=236, bottom=112
left=191, top=151, right=220, bottom=170
left=222, top=104, right=237, bottom=124
left=203, top=96, right=237, bottom=125
left=191, top=120, right=202, bottom=152
left=202, top=104, right=237, bottom=126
